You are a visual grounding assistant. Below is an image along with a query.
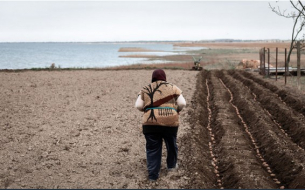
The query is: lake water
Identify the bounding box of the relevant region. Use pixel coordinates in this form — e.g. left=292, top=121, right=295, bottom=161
left=0, top=42, right=204, bottom=69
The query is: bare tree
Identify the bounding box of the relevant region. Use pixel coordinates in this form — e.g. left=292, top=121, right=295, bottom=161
left=269, top=1, right=305, bottom=70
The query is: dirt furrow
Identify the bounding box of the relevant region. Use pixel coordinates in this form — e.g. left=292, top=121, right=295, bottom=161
left=219, top=70, right=305, bottom=188
left=205, top=78, right=223, bottom=188
left=230, top=73, right=303, bottom=150
left=240, top=84, right=291, bottom=141
left=238, top=70, right=305, bottom=117
left=182, top=70, right=216, bottom=189
left=230, top=71, right=305, bottom=149
left=218, top=77, right=283, bottom=188
left=208, top=71, right=277, bottom=189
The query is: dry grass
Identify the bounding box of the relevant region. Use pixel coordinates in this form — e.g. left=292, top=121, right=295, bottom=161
left=173, top=42, right=291, bottom=49
left=252, top=72, right=305, bottom=95
left=285, top=76, right=305, bottom=92
left=105, top=62, right=195, bottom=70
left=119, top=54, right=158, bottom=58
left=118, top=47, right=163, bottom=52
left=113, top=42, right=305, bottom=94
left=115, top=42, right=304, bottom=71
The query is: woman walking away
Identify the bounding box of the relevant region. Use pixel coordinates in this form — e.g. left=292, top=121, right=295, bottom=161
left=135, top=69, right=186, bottom=182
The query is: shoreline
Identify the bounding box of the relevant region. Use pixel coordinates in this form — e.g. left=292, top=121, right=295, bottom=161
left=0, top=62, right=195, bottom=72
left=2, top=41, right=304, bottom=73
left=1, top=42, right=296, bottom=71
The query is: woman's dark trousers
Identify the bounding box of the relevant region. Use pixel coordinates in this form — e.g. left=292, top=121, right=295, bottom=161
left=144, top=132, right=178, bottom=180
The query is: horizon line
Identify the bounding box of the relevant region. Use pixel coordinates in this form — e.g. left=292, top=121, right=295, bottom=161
left=0, top=39, right=291, bottom=43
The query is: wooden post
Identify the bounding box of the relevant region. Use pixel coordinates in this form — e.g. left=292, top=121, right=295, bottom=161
left=268, top=48, right=270, bottom=77
left=297, top=41, right=301, bottom=90
left=259, top=48, right=263, bottom=75
left=285, top=48, right=287, bottom=85
left=275, top=48, right=278, bottom=81
left=259, top=49, right=262, bottom=74
left=260, top=49, right=262, bottom=75
left=263, top=47, right=266, bottom=76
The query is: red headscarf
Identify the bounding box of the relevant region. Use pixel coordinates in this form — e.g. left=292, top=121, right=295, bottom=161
left=152, top=69, right=166, bottom=83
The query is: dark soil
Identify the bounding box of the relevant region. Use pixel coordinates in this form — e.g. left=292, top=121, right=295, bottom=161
left=183, top=70, right=305, bottom=189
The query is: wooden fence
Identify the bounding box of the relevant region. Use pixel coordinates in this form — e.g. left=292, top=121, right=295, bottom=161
left=259, top=42, right=305, bottom=89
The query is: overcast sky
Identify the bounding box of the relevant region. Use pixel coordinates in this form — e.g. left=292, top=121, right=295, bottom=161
left=0, top=1, right=298, bottom=42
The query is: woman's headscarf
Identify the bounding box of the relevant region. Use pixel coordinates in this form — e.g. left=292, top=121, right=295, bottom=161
left=151, top=69, right=166, bottom=83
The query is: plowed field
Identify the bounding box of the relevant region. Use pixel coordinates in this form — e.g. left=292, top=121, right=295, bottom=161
left=182, top=70, right=305, bottom=189
left=1, top=69, right=305, bottom=189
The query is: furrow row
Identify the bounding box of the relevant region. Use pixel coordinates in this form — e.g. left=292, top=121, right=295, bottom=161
left=205, top=78, right=223, bottom=188
left=219, top=70, right=305, bottom=188
left=230, top=71, right=305, bottom=150
left=208, top=72, right=277, bottom=189
left=239, top=70, right=305, bottom=117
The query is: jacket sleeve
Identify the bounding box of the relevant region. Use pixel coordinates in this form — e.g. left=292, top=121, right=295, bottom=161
left=135, top=94, right=144, bottom=111
left=176, top=94, right=186, bottom=112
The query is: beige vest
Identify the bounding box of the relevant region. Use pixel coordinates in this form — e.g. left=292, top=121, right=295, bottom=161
left=140, top=81, right=182, bottom=127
